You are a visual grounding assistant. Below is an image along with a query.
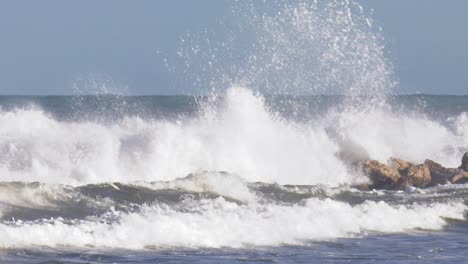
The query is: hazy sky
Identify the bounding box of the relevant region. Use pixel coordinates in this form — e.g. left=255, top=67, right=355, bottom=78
left=0, top=0, right=467, bottom=95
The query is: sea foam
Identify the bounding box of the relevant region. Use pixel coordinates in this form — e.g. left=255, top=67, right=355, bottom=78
left=0, top=197, right=464, bottom=249
left=0, top=87, right=466, bottom=185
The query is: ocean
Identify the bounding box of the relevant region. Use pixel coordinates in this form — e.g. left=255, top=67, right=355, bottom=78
left=2, top=0, right=468, bottom=262
left=0, top=92, right=467, bottom=263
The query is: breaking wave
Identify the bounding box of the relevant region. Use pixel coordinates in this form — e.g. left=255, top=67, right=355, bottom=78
left=0, top=87, right=466, bottom=186
left=0, top=172, right=466, bottom=249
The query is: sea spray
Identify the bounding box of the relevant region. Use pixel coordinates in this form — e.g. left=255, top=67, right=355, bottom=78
left=0, top=90, right=466, bottom=185
left=176, top=0, right=395, bottom=100
left=0, top=87, right=350, bottom=185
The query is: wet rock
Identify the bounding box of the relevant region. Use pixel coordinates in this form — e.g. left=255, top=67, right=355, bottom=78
left=424, top=159, right=461, bottom=186
left=362, top=160, right=401, bottom=189
left=358, top=155, right=468, bottom=189
left=405, top=164, right=431, bottom=188
left=451, top=171, right=468, bottom=184
left=460, top=152, right=468, bottom=171
left=389, top=158, right=413, bottom=174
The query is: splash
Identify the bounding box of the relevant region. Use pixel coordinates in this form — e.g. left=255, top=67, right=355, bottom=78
left=177, top=0, right=395, bottom=101
left=0, top=87, right=349, bottom=185
left=0, top=88, right=466, bottom=185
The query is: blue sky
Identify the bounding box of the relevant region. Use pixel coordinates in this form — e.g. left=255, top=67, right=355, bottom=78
left=0, top=0, right=467, bottom=95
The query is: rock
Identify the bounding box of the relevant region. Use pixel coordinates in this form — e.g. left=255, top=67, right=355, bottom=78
left=359, top=156, right=468, bottom=189
left=424, top=159, right=442, bottom=171
left=389, top=158, right=413, bottom=174
left=451, top=171, right=468, bottom=184
left=425, top=159, right=461, bottom=186
left=362, top=160, right=401, bottom=189
left=460, top=152, right=468, bottom=171
left=405, top=164, right=431, bottom=188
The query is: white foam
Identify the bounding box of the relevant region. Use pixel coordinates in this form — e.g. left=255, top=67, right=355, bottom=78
left=329, top=109, right=468, bottom=167
left=148, top=171, right=256, bottom=203
left=0, top=198, right=464, bottom=249
left=0, top=87, right=350, bottom=185
left=0, top=87, right=465, bottom=185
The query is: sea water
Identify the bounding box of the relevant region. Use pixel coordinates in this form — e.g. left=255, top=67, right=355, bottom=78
left=1, top=0, right=467, bottom=262
left=0, top=93, right=466, bottom=263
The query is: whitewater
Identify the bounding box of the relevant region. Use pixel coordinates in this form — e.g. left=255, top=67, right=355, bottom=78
left=0, top=89, right=466, bottom=186
left=0, top=90, right=467, bottom=253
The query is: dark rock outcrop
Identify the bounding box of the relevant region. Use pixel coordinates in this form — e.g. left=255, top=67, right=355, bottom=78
left=362, top=160, right=401, bottom=189
left=425, top=159, right=461, bottom=186
left=451, top=171, right=468, bottom=184
left=460, top=152, right=468, bottom=171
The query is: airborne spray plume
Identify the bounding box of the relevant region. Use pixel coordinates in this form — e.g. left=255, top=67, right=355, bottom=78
left=177, top=0, right=396, bottom=103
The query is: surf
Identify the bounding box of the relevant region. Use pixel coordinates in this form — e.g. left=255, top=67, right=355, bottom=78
left=0, top=0, right=466, bottom=251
